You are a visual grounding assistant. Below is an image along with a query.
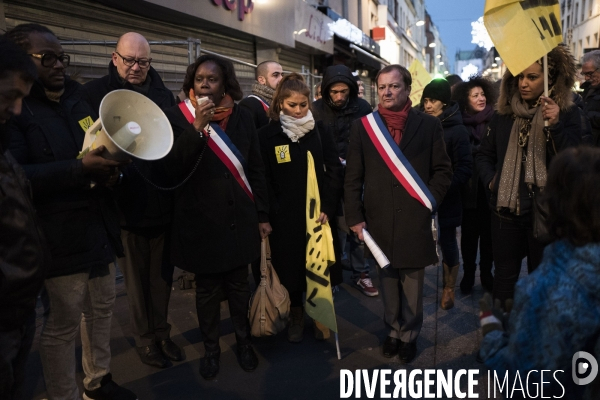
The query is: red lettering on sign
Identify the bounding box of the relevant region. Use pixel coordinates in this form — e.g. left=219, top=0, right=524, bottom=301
left=211, top=0, right=253, bottom=21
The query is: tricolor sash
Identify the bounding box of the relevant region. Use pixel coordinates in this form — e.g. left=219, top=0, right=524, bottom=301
left=361, top=111, right=437, bottom=214
left=179, top=99, right=254, bottom=201
left=247, top=95, right=269, bottom=111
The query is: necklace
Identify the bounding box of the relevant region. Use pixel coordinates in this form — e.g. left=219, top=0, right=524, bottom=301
left=518, top=119, right=532, bottom=148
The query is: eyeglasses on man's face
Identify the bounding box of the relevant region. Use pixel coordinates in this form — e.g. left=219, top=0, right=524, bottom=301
left=582, top=67, right=598, bottom=79
left=115, top=51, right=152, bottom=68
left=29, top=53, right=70, bottom=68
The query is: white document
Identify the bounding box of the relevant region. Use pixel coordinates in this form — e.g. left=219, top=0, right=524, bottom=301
left=362, top=229, right=390, bottom=269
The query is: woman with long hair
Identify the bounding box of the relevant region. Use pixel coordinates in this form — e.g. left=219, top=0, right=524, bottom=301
left=452, top=75, right=497, bottom=294
left=477, top=44, right=583, bottom=306
left=420, top=79, right=472, bottom=310
left=257, top=73, right=342, bottom=343
left=164, top=55, right=271, bottom=380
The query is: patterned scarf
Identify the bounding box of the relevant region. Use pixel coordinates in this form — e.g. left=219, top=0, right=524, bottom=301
left=252, top=81, right=275, bottom=105
left=461, top=104, right=494, bottom=144
left=496, top=93, right=548, bottom=214
left=189, top=90, right=234, bottom=131
left=279, top=110, right=315, bottom=142
left=378, top=99, right=412, bottom=145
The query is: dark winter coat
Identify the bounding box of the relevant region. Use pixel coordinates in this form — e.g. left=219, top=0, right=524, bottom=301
left=312, top=65, right=372, bottom=159
left=8, top=78, right=123, bottom=278
left=477, top=109, right=582, bottom=214
left=239, top=96, right=269, bottom=129
left=344, top=108, right=453, bottom=269
left=431, top=103, right=472, bottom=228
left=164, top=104, right=269, bottom=274
left=258, top=119, right=343, bottom=292
left=84, top=63, right=176, bottom=232
left=0, top=135, right=48, bottom=331
left=582, top=85, right=600, bottom=146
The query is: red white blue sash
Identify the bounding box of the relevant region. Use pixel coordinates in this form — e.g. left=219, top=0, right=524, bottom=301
left=179, top=99, right=254, bottom=201
left=247, top=95, right=269, bottom=111
left=361, top=111, right=437, bottom=213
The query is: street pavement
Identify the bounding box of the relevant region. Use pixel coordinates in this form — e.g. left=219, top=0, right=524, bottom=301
left=25, top=232, right=526, bottom=400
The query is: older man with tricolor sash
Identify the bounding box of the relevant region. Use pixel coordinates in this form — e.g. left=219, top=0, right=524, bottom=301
left=344, top=64, right=452, bottom=363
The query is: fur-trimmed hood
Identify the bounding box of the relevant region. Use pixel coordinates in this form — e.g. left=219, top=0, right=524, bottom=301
left=497, top=44, right=576, bottom=115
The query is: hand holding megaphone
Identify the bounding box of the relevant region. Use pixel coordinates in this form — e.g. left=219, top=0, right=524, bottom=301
left=82, top=145, right=130, bottom=185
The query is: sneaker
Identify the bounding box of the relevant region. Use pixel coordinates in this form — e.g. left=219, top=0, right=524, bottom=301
left=83, top=373, right=137, bottom=400
left=356, top=273, right=379, bottom=297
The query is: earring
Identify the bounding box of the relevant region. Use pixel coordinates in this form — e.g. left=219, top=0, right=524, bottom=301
left=222, top=92, right=225, bottom=98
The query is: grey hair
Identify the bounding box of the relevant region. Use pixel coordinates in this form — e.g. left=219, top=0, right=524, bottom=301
left=582, top=50, right=600, bottom=69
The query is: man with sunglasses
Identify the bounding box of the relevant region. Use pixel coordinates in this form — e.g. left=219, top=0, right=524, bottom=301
left=84, top=32, right=181, bottom=370
left=581, top=50, right=600, bottom=147
left=5, top=23, right=136, bottom=400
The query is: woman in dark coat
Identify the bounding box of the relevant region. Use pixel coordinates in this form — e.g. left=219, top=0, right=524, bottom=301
left=477, top=44, right=583, bottom=306
left=420, top=79, right=472, bottom=310
left=258, top=73, right=342, bottom=343
left=452, top=75, right=497, bottom=294
left=164, top=55, right=271, bottom=380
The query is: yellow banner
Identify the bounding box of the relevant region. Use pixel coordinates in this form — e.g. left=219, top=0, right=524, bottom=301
left=484, top=0, right=563, bottom=75
left=305, top=151, right=338, bottom=333
left=408, top=60, right=431, bottom=105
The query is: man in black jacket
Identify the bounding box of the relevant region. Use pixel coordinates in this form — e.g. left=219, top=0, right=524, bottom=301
left=6, top=24, right=136, bottom=400
left=239, top=60, right=283, bottom=129
left=581, top=50, right=600, bottom=146
left=0, top=37, right=47, bottom=400
left=84, top=32, right=181, bottom=369
left=312, top=65, right=377, bottom=296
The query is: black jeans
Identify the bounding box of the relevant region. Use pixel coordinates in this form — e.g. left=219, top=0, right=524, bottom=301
left=491, top=212, right=546, bottom=306
left=195, top=265, right=251, bottom=353
left=0, top=312, right=36, bottom=400
left=439, top=226, right=460, bottom=266
left=460, top=183, right=493, bottom=273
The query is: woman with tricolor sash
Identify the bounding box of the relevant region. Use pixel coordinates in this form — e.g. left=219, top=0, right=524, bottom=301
left=257, top=73, right=343, bottom=344
left=163, top=55, right=271, bottom=380
left=477, top=44, right=583, bottom=307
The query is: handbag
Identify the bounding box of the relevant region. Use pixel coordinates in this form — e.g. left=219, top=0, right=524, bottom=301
left=248, top=238, right=290, bottom=337
left=530, top=185, right=551, bottom=244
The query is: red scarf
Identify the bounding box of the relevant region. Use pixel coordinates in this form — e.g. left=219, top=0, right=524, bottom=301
left=378, top=99, right=412, bottom=145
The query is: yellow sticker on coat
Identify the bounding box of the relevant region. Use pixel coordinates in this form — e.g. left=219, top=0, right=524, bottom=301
left=78, top=116, right=94, bottom=132
left=275, top=145, right=291, bottom=163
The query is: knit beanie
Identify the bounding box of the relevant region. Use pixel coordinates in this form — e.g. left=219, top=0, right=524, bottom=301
left=422, top=79, right=451, bottom=105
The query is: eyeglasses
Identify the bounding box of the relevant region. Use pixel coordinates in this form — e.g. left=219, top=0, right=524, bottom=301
left=582, top=67, right=598, bottom=79
left=115, top=51, right=151, bottom=68
left=29, top=53, right=70, bottom=68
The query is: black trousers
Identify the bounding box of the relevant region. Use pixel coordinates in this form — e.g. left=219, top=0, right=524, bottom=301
left=0, top=312, right=35, bottom=400
left=119, top=229, right=173, bottom=347
left=195, top=265, right=251, bottom=353
left=460, top=183, right=493, bottom=273
left=491, top=212, right=546, bottom=306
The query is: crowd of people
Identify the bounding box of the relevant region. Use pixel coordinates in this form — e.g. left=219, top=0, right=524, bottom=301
left=1, top=21, right=599, bottom=400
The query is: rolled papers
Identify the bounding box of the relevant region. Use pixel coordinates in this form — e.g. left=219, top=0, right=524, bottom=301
left=362, top=228, right=390, bottom=268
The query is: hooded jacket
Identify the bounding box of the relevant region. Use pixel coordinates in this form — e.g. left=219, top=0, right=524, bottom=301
left=8, top=78, right=123, bottom=278
left=84, top=62, right=176, bottom=233
left=312, top=65, right=372, bottom=159
left=477, top=44, right=583, bottom=214
left=428, top=102, right=472, bottom=228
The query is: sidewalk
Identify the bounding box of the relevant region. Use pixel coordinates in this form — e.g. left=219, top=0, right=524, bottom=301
left=25, top=233, right=523, bottom=400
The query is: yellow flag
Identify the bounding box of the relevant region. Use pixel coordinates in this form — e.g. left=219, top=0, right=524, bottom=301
left=305, top=151, right=337, bottom=333
left=484, top=0, right=563, bottom=75
left=408, top=60, right=432, bottom=106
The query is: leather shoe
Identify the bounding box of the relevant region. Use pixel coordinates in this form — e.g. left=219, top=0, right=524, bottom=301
left=382, top=336, right=400, bottom=358
left=158, top=339, right=185, bottom=361
left=398, top=341, right=417, bottom=363
left=237, top=344, right=258, bottom=372
left=199, top=350, right=220, bottom=380
left=136, top=344, right=168, bottom=368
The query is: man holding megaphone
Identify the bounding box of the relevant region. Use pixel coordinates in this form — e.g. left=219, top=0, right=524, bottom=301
left=84, top=32, right=182, bottom=370
left=6, top=24, right=136, bottom=400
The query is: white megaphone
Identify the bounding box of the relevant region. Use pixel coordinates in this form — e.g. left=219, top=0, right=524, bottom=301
left=79, top=89, right=173, bottom=161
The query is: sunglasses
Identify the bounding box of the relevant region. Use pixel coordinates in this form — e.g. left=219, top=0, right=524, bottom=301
left=29, top=53, right=71, bottom=68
